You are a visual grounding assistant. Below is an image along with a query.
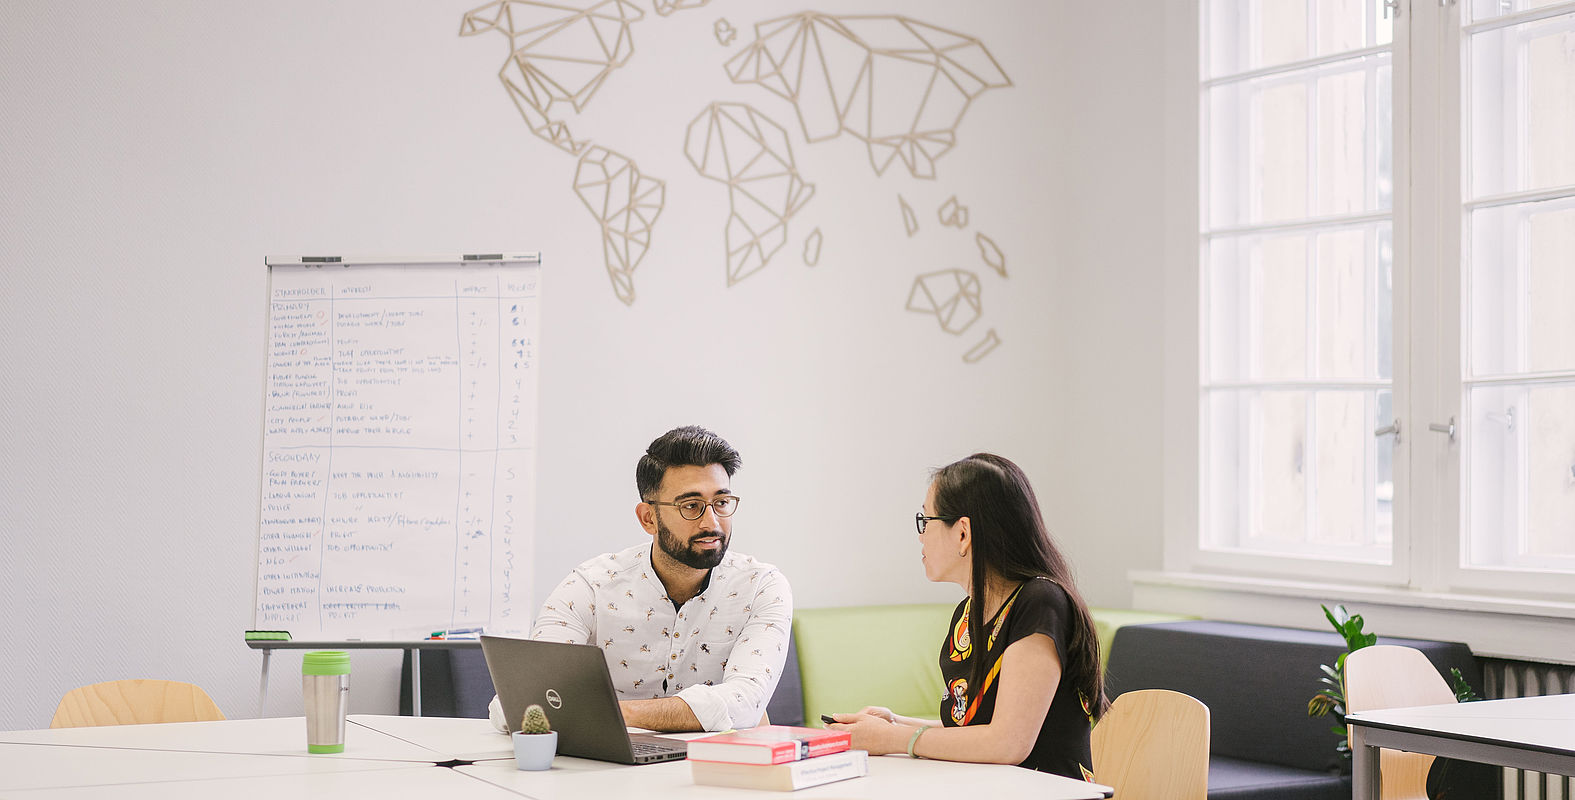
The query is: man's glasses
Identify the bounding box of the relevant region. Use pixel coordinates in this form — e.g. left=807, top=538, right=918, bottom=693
left=915, top=511, right=961, bottom=536
left=648, top=496, right=742, bottom=521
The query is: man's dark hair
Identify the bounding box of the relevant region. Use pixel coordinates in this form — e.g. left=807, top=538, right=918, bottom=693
left=636, top=426, right=742, bottom=499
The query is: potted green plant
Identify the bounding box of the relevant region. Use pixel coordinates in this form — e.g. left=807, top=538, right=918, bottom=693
left=1308, top=604, right=1481, bottom=760
left=512, top=703, right=557, bottom=771
left=1306, top=604, right=1376, bottom=758
left=1306, top=605, right=1491, bottom=799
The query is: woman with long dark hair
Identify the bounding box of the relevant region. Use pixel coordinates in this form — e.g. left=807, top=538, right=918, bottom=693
left=827, top=453, right=1108, bottom=781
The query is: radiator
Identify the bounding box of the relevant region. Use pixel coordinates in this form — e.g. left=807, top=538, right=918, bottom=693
left=1481, top=658, right=1575, bottom=800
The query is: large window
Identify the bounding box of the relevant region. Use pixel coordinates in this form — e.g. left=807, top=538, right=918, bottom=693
left=1198, top=0, right=1575, bottom=592
left=1461, top=0, right=1575, bottom=580
left=1202, top=0, right=1397, bottom=569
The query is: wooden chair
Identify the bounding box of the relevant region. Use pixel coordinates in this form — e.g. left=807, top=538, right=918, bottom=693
left=50, top=679, right=225, bottom=728
left=1092, top=688, right=1210, bottom=800
left=1343, top=645, right=1458, bottom=800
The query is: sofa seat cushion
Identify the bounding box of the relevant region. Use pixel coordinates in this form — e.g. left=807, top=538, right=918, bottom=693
left=1208, top=756, right=1348, bottom=800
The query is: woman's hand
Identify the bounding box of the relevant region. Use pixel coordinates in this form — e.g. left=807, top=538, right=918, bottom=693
left=854, top=706, right=895, bottom=723
left=824, top=710, right=907, bottom=756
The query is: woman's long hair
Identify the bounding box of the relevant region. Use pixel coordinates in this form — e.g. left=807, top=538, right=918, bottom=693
left=930, top=453, right=1109, bottom=720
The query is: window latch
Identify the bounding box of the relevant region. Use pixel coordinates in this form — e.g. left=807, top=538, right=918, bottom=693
left=1383, top=0, right=1402, bottom=19
left=1428, top=417, right=1457, bottom=442
left=1374, top=419, right=1402, bottom=444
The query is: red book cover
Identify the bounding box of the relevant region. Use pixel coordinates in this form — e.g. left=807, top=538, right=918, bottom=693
left=686, top=725, right=853, bottom=765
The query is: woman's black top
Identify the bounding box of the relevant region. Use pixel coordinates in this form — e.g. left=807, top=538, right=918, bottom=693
left=937, top=576, right=1095, bottom=781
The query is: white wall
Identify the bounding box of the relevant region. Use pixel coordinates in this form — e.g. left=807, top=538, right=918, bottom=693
left=0, top=0, right=1171, bottom=730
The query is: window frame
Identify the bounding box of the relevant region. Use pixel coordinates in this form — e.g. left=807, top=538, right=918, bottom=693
left=1161, top=0, right=1575, bottom=641
left=1191, top=0, right=1414, bottom=587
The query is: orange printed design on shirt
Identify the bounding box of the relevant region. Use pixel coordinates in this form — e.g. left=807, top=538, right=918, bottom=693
left=1079, top=691, right=1094, bottom=725
left=947, top=677, right=969, bottom=723
left=1080, top=763, right=1096, bottom=782
left=986, top=591, right=1018, bottom=650
left=948, top=601, right=972, bottom=661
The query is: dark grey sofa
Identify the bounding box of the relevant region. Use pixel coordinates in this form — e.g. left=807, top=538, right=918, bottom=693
left=1104, top=620, right=1482, bottom=800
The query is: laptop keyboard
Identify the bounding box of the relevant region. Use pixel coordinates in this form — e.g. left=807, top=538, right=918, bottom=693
left=631, top=740, right=683, bottom=756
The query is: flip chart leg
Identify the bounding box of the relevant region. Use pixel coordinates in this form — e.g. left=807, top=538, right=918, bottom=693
left=411, top=648, right=422, bottom=717
left=258, top=648, right=272, bottom=715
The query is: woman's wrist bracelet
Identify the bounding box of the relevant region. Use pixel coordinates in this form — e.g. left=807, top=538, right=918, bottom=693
left=906, top=725, right=932, bottom=759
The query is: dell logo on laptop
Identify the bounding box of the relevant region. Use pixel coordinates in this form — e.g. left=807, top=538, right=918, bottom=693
left=545, top=689, right=562, bottom=709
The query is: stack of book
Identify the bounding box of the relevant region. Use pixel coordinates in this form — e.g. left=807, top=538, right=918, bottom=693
left=687, top=725, right=868, bottom=791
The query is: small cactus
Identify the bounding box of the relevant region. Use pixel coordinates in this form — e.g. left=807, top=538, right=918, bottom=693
left=520, top=703, right=552, bottom=735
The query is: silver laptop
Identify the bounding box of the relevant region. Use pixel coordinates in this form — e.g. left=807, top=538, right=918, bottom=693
left=479, top=635, right=689, bottom=765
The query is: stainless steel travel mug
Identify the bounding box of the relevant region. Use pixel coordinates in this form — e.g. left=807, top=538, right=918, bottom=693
left=302, top=650, right=351, bottom=754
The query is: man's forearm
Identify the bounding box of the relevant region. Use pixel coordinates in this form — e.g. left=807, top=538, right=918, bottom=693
left=619, top=696, right=702, bottom=733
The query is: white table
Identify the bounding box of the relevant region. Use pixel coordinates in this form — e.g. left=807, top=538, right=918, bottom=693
left=4, top=761, right=522, bottom=799
left=348, top=714, right=516, bottom=761
left=1347, top=693, right=1575, bottom=800
left=1, top=715, right=1112, bottom=799
left=0, top=716, right=446, bottom=762
left=459, top=747, right=1113, bottom=799
left=0, top=743, right=423, bottom=792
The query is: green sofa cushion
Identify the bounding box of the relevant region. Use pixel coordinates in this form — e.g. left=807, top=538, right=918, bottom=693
left=793, top=603, right=956, bottom=722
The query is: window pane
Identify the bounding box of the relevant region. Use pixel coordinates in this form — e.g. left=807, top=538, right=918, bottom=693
left=1205, top=54, right=1391, bottom=228
left=1206, top=232, right=1308, bottom=381
left=1317, top=69, right=1377, bottom=215
left=1526, top=385, right=1575, bottom=561
left=1261, top=237, right=1310, bottom=379
left=1468, top=10, right=1575, bottom=198
left=1467, top=383, right=1575, bottom=569
left=1206, top=0, right=1392, bottom=78
left=1201, top=1, right=1395, bottom=570
left=1469, top=199, right=1575, bottom=375
left=1205, top=390, right=1249, bottom=547
left=1257, top=391, right=1309, bottom=544
left=1317, top=227, right=1373, bottom=378
left=1469, top=0, right=1575, bottom=24
left=1208, top=222, right=1390, bottom=383
left=1314, top=391, right=1369, bottom=547
left=1263, top=82, right=1311, bottom=220
left=1204, top=389, right=1390, bottom=561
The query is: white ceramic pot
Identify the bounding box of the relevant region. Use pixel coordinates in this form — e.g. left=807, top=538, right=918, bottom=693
left=512, top=730, right=558, bottom=771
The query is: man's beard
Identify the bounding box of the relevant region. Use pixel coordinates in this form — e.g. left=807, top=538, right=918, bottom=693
left=655, top=515, right=729, bottom=570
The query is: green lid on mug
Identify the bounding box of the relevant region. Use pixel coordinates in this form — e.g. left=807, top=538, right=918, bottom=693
left=302, top=651, right=351, bottom=675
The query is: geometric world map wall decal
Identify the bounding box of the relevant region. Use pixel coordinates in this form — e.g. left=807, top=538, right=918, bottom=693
left=460, top=2, right=1011, bottom=363
left=906, top=269, right=983, bottom=335
left=574, top=146, right=666, bottom=305
left=684, top=102, right=816, bottom=287
left=460, top=0, right=646, bottom=157
left=725, top=12, right=1013, bottom=179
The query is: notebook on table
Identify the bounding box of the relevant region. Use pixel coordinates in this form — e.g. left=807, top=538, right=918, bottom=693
left=479, top=635, right=689, bottom=765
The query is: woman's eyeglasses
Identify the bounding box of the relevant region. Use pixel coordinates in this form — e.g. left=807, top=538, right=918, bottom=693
left=915, top=511, right=961, bottom=536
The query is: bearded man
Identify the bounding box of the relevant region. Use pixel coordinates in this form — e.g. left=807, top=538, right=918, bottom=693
left=488, top=425, right=793, bottom=732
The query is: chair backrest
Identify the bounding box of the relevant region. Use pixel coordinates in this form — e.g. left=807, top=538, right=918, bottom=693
left=1343, top=645, right=1458, bottom=800
left=51, top=679, right=225, bottom=728
left=1092, top=688, right=1210, bottom=800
